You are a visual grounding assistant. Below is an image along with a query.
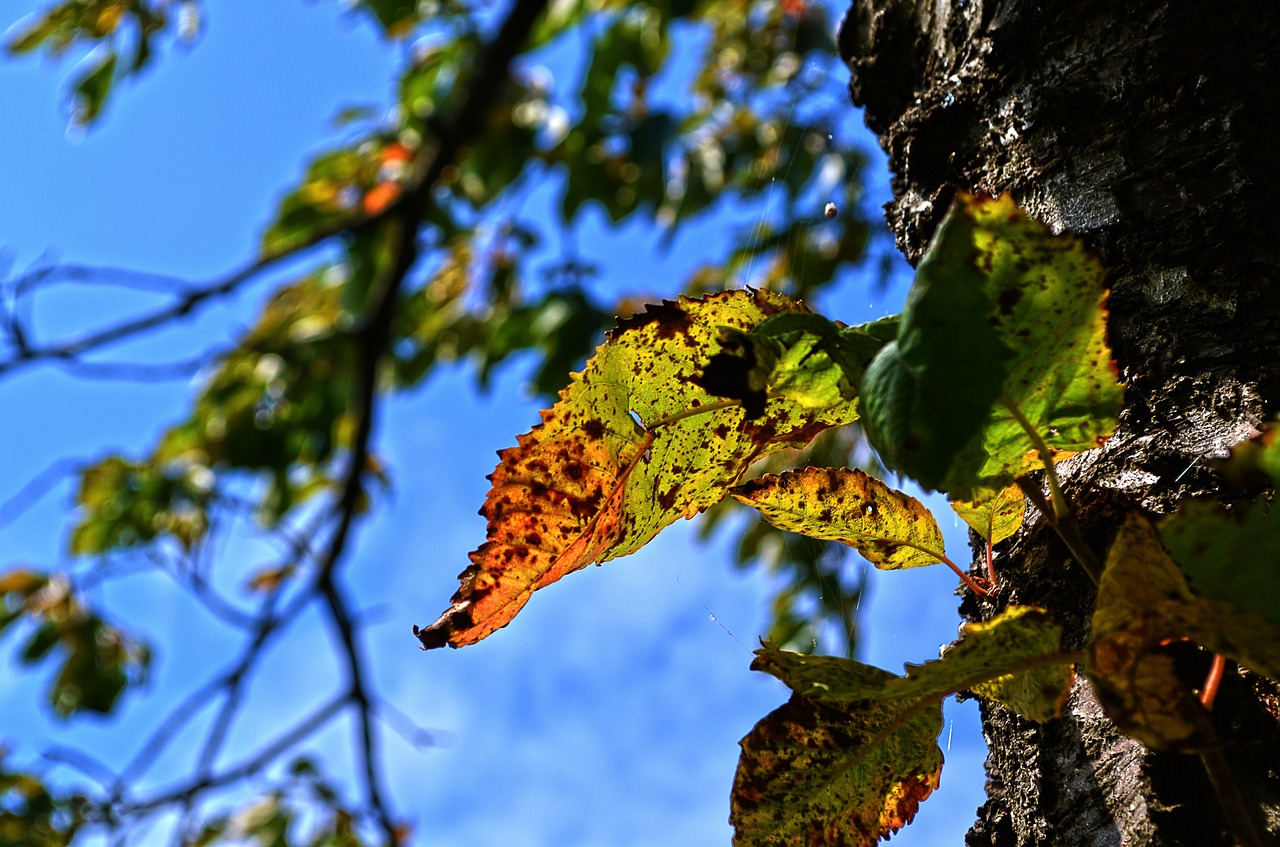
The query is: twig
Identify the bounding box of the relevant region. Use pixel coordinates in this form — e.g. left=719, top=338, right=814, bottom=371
left=0, top=457, right=81, bottom=531
left=122, top=695, right=348, bottom=815
left=1199, top=744, right=1264, bottom=847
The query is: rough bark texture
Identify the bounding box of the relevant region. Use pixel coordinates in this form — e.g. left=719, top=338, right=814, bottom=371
left=838, top=1, right=1280, bottom=844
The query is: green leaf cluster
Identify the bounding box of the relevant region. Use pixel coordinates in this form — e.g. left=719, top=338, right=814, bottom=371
left=0, top=749, right=84, bottom=847
left=0, top=569, right=149, bottom=717
left=5, top=0, right=193, bottom=127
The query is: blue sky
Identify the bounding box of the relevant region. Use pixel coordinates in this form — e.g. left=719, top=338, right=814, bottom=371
left=0, top=2, right=987, bottom=844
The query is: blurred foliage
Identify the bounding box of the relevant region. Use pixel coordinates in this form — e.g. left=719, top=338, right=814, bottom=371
left=2, top=0, right=877, bottom=841
left=0, top=569, right=149, bottom=717
left=0, top=749, right=85, bottom=847
left=191, top=759, right=400, bottom=847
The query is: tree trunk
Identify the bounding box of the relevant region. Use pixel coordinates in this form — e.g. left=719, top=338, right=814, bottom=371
left=838, top=1, right=1280, bottom=844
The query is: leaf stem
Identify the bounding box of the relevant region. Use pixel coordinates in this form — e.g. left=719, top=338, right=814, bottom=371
left=1002, top=395, right=1104, bottom=584
left=1015, top=477, right=1103, bottom=585
left=890, top=539, right=989, bottom=597
left=1200, top=654, right=1227, bottom=709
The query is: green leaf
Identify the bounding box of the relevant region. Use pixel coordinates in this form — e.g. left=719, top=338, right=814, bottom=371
left=1160, top=425, right=1280, bottom=632
left=950, top=482, right=1026, bottom=545
left=416, top=290, right=860, bottom=649
left=697, top=312, right=897, bottom=419
left=756, top=605, right=1071, bottom=719
left=732, top=467, right=946, bottom=570
left=862, top=192, right=1122, bottom=501
left=356, top=0, right=420, bottom=37
left=1089, top=513, right=1280, bottom=749
left=859, top=199, right=1010, bottom=494
left=70, top=48, right=118, bottom=127
left=70, top=456, right=209, bottom=554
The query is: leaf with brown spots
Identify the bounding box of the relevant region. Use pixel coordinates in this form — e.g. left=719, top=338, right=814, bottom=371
left=950, top=482, right=1026, bottom=545
left=733, top=607, right=1074, bottom=846
left=731, top=467, right=946, bottom=570
left=861, top=192, right=1123, bottom=502
left=732, top=657, right=943, bottom=847
left=416, top=289, right=861, bottom=649
left=1088, top=513, right=1280, bottom=750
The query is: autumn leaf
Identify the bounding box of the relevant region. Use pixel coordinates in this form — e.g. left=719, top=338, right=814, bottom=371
left=731, top=466, right=946, bottom=570
left=732, top=658, right=943, bottom=847
left=416, top=289, right=862, bottom=649
left=733, top=607, right=1072, bottom=846
left=1088, top=513, right=1280, bottom=750
left=861, top=192, right=1123, bottom=501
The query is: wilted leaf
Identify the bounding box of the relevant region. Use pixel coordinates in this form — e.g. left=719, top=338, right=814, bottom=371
left=862, top=192, right=1122, bottom=501
left=416, top=289, right=860, bottom=649
left=950, top=482, right=1026, bottom=545
left=1089, top=513, right=1280, bottom=750
left=733, top=606, right=1071, bottom=846
left=733, top=658, right=943, bottom=847
left=732, top=466, right=946, bottom=570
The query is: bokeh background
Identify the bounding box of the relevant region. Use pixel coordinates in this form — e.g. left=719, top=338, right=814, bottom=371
left=0, top=2, right=986, bottom=844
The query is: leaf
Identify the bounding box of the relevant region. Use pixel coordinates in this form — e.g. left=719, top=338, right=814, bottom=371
left=70, top=48, right=118, bottom=127
left=416, top=289, right=860, bottom=649
left=861, top=192, right=1122, bottom=501
left=733, top=607, right=1071, bottom=846
left=70, top=456, right=209, bottom=554
left=755, top=606, right=1071, bottom=719
left=732, top=466, right=946, bottom=570
left=1088, top=513, right=1280, bottom=750
left=1160, top=424, right=1280, bottom=632
left=950, top=482, right=1026, bottom=545
left=356, top=0, right=420, bottom=37
left=733, top=660, right=943, bottom=847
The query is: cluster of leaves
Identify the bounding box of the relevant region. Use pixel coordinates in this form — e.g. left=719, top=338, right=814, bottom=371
left=421, top=191, right=1280, bottom=843
left=190, top=759, right=400, bottom=847
left=1, top=0, right=878, bottom=842
left=0, top=569, right=148, bottom=717
left=1, top=748, right=85, bottom=847
left=4, top=0, right=199, bottom=126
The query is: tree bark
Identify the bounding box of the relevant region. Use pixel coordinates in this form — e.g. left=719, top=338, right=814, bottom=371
left=838, top=1, right=1280, bottom=844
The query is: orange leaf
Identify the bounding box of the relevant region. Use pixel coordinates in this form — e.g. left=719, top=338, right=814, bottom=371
left=416, top=290, right=863, bottom=649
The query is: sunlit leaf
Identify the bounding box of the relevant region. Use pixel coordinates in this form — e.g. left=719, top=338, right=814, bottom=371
left=862, top=192, right=1122, bottom=501
left=416, top=289, right=860, bottom=649
left=732, top=466, right=945, bottom=570
left=950, top=482, right=1026, bottom=545
left=732, top=605, right=1071, bottom=845
left=733, top=654, right=942, bottom=847
left=0, top=749, right=84, bottom=847
left=697, top=312, right=897, bottom=419
left=70, top=456, right=209, bottom=554
left=1089, top=513, right=1280, bottom=750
